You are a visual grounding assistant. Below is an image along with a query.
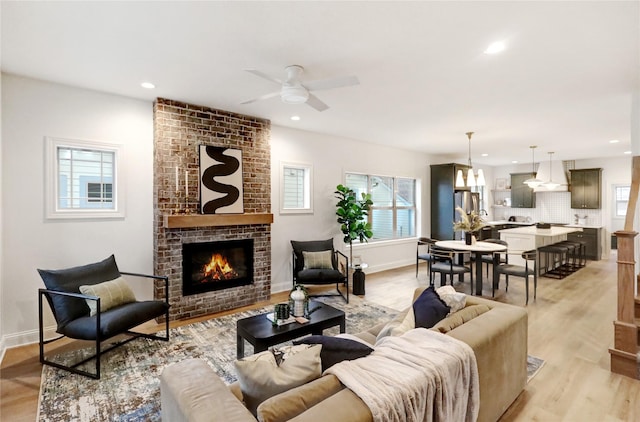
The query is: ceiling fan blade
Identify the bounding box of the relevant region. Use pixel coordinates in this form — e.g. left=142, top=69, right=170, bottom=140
left=244, top=69, right=282, bottom=85
left=240, top=91, right=280, bottom=105
left=304, top=75, right=359, bottom=92
left=306, top=94, right=329, bottom=112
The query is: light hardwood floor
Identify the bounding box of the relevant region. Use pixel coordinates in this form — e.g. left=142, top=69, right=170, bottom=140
left=2, top=251, right=639, bottom=421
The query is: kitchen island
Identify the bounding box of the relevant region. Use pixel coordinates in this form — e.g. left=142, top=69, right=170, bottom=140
left=499, top=225, right=583, bottom=268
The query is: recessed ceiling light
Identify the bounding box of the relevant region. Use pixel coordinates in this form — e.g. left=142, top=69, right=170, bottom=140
left=624, top=151, right=632, bottom=155
left=481, top=153, right=488, bottom=157
left=610, top=139, right=620, bottom=143
left=141, top=82, right=155, bottom=89
left=512, top=160, right=518, bottom=164
left=484, top=41, right=506, bottom=55
left=290, top=115, right=301, bottom=121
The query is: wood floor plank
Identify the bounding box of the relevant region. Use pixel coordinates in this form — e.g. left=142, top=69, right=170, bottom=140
left=2, top=251, right=639, bottom=421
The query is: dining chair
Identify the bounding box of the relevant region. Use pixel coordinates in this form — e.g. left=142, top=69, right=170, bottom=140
left=476, top=239, right=508, bottom=277
left=493, top=249, right=537, bottom=305
left=428, top=245, right=473, bottom=292
left=416, top=237, right=437, bottom=277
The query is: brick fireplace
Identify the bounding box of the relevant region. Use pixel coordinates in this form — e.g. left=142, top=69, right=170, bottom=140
left=153, top=98, right=271, bottom=321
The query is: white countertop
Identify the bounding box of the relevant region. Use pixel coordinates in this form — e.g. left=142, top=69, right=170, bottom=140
left=485, top=220, right=533, bottom=226
left=564, top=224, right=603, bottom=229
left=498, top=225, right=583, bottom=236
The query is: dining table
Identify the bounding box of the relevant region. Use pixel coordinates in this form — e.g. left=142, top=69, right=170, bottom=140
left=434, top=240, right=508, bottom=295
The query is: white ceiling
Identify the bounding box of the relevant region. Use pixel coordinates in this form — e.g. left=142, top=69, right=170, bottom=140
left=2, top=1, right=638, bottom=166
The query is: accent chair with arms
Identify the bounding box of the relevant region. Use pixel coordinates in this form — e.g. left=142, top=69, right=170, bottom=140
left=37, top=255, right=170, bottom=379
left=291, top=239, right=349, bottom=303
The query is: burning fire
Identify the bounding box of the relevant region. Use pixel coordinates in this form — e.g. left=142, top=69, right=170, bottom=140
left=203, top=253, right=238, bottom=281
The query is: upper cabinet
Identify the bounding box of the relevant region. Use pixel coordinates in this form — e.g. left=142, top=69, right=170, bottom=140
left=510, top=172, right=536, bottom=208
left=570, top=168, right=602, bottom=209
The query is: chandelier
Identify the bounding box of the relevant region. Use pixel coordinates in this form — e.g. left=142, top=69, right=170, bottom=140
left=455, top=131, right=485, bottom=188
left=523, top=145, right=544, bottom=188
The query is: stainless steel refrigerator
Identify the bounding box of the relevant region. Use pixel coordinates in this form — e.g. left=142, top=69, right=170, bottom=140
left=453, top=191, right=480, bottom=240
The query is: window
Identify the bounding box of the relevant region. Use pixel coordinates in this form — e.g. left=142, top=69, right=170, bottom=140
left=345, top=173, right=417, bottom=240
left=614, top=185, right=631, bottom=218
left=45, top=137, right=124, bottom=219
left=280, top=162, right=313, bottom=214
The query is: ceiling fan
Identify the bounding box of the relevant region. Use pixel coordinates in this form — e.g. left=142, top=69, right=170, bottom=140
left=241, top=65, right=359, bottom=112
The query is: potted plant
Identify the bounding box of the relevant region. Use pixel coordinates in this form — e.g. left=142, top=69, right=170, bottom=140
left=453, top=206, right=486, bottom=245
left=335, top=184, right=373, bottom=264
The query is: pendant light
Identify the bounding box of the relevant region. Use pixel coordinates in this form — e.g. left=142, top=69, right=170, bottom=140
left=541, top=152, right=560, bottom=190
left=523, top=146, right=544, bottom=188
left=455, top=131, right=485, bottom=188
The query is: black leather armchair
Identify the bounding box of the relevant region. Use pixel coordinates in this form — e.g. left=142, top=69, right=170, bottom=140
left=37, top=255, right=170, bottom=379
left=291, top=239, right=349, bottom=303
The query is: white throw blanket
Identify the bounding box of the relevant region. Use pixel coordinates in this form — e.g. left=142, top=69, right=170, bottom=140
left=324, top=328, right=479, bottom=422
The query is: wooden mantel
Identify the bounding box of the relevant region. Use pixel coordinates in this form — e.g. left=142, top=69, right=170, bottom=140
left=163, top=213, right=273, bottom=229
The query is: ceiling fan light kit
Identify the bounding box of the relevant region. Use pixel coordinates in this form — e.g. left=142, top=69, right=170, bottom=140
left=241, top=64, right=359, bottom=111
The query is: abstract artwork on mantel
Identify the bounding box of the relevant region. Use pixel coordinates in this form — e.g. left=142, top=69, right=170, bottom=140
left=199, top=145, right=244, bottom=214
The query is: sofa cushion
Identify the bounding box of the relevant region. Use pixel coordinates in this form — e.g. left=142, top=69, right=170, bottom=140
left=37, top=255, right=121, bottom=328
left=412, top=286, right=450, bottom=329
left=432, top=304, right=492, bottom=334
left=257, top=374, right=344, bottom=422
left=79, top=276, right=137, bottom=316
left=293, top=335, right=374, bottom=371
left=302, top=250, right=334, bottom=270
left=234, top=345, right=322, bottom=416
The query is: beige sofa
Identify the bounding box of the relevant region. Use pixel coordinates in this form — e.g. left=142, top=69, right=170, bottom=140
left=160, top=288, right=528, bottom=422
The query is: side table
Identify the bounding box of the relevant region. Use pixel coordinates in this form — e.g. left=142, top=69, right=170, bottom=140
left=352, top=263, right=368, bottom=295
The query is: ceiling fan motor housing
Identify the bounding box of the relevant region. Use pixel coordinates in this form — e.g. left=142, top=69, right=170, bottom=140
left=280, top=85, right=309, bottom=104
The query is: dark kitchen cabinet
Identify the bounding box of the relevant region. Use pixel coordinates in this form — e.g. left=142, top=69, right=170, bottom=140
left=510, top=173, right=536, bottom=208
left=430, top=163, right=470, bottom=240
left=570, top=168, right=602, bottom=209
left=567, top=227, right=601, bottom=260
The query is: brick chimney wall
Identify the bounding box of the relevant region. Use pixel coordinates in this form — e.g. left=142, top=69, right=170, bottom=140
left=153, top=98, right=271, bottom=321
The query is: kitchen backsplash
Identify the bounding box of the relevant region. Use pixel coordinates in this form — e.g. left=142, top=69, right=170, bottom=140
left=491, top=191, right=602, bottom=226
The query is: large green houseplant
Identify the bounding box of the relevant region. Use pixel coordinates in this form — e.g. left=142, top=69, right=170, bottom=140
left=335, top=184, right=373, bottom=264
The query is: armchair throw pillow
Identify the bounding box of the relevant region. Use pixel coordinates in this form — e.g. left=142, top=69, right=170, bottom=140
left=302, top=250, right=334, bottom=270
left=79, top=276, right=137, bottom=316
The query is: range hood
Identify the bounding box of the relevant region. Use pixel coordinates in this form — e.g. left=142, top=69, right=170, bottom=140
left=533, top=160, right=569, bottom=192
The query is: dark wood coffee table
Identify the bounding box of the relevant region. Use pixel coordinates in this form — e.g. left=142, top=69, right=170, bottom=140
left=236, top=301, right=346, bottom=358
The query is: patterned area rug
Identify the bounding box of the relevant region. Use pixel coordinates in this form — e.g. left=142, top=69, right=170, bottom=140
left=37, top=296, right=545, bottom=421
left=37, top=296, right=398, bottom=421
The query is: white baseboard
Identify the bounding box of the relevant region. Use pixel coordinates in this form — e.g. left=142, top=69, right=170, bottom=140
left=0, top=326, right=56, bottom=359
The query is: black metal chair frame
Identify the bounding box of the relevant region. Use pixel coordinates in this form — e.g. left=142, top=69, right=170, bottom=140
left=416, top=237, right=436, bottom=277
left=38, top=272, right=170, bottom=379
left=292, top=250, right=349, bottom=303
left=493, top=250, right=538, bottom=305
left=428, top=246, right=473, bottom=292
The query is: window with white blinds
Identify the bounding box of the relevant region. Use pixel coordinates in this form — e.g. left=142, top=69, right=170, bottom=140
left=345, top=173, right=417, bottom=241
left=280, top=162, right=313, bottom=214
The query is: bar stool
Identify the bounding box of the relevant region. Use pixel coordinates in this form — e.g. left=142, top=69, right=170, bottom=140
left=538, top=242, right=570, bottom=278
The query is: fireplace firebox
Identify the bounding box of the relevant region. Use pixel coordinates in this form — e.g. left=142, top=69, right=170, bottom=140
left=182, top=239, right=254, bottom=296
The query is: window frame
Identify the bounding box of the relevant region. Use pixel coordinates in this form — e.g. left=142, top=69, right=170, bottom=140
left=344, top=172, right=418, bottom=241
left=279, top=161, right=313, bottom=214
left=45, top=136, right=125, bottom=219
left=613, top=184, right=631, bottom=219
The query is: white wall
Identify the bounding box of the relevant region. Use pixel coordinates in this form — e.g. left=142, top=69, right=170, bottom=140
left=270, top=125, right=432, bottom=293
left=1, top=74, right=154, bottom=349
left=0, top=71, right=4, bottom=360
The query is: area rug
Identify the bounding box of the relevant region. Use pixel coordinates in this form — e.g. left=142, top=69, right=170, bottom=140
left=37, top=297, right=545, bottom=421
left=37, top=296, right=398, bottom=421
